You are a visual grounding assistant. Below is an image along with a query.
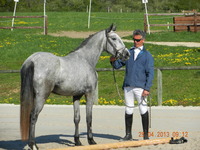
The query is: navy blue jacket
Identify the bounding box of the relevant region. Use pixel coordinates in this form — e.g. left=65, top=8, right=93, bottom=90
left=112, top=46, right=154, bottom=91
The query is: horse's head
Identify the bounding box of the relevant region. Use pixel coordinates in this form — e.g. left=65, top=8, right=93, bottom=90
left=105, top=24, right=130, bottom=61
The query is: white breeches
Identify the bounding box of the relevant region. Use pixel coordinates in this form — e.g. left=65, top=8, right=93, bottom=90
left=124, top=87, right=148, bottom=115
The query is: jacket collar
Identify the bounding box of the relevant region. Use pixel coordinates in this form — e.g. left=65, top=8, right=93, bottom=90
left=130, top=46, right=145, bottom=51
left=132, top=46, right=146, bottom=60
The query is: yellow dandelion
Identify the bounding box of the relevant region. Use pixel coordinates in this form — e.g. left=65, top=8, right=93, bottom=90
left=185, top=62, right=191, bottom=65
left=6, top=42, right=11, bottom=45
left=46, top=99, right=51, bottom=103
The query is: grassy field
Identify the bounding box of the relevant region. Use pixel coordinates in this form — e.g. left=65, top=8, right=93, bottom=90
left=0, top=12, right=200, bottom=106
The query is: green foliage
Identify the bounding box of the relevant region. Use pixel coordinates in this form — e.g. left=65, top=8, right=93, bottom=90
left=0, top=0, right=200, bottom=12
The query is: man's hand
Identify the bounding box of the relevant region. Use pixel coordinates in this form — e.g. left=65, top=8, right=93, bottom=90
left=142, top=90, right=150, bottom=97
left=110, top=56, right=117, bottom=62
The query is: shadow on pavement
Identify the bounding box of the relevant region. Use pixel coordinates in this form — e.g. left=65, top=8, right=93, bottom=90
left=0, top=133, right=121, bottom=149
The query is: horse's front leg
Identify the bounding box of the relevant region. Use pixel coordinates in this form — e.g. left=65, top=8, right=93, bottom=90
left=73, top=96, right=82, bottom=146
left=86, top=93, right=97, bottom=145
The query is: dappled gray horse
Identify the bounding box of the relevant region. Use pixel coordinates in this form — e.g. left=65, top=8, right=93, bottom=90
left=20, top=24, right=130, bottom=149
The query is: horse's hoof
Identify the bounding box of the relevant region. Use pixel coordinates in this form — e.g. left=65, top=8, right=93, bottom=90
left=88, top=139, right=97, bottom=145
left=23, top=144, right=38, bottom=150
left=75, top=142, right=83, bottom=146
left=29, top=144, right=38, bottom=150
left=74, top=137, right=82, bottom=146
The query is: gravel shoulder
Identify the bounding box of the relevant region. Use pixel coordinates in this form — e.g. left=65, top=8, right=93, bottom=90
left=49, top=31, right=132, bottom=39
left=49, top=31, right=200, bottom=47
left=0, top=104, right=200, bottom=150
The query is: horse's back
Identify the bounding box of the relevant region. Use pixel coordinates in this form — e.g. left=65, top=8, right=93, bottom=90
left=23, top=52, right=58, bottom=64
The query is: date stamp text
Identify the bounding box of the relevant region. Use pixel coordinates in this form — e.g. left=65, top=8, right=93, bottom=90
left=139, top=131, right=189, bottom=138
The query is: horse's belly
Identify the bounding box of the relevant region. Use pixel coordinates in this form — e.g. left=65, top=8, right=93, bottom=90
left=52, top=82, right=93, bottom=96
left=53, top=63, right=97, bottom=96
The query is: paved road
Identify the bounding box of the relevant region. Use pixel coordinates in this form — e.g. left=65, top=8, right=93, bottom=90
left=0, top=104, right=200, bottom=150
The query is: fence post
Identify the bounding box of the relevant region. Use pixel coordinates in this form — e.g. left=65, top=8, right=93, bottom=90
left=157, top=69, right=162, bottom=106
left=194, top=12, right=197, bottom=33
left=44, top=15, right=48, bottom=35
left=144, top=14, right=147, bottom=33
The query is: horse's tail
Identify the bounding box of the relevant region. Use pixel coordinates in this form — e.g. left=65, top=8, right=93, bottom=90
left=20, top=61, right=34, bottom=141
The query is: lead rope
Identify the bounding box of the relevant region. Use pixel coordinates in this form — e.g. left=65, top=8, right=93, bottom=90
left=112, top=62, right=136, bottom=108
left=112, top=64, right=135, bottom=109
left=149, top=93, right=152, bottom=128
left=112, top=65, right=123, bottom=100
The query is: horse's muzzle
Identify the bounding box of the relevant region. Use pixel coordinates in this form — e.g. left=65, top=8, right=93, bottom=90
left=116, top=48, right=130, bottom=61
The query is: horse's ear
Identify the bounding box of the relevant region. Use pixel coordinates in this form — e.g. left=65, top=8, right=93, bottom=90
left=112, top=24, right=117, bottom=31
left=106, top=24, right=117, bottom=33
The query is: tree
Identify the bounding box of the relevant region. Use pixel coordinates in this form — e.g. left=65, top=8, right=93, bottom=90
left=0, top=0, right=14, bottom=11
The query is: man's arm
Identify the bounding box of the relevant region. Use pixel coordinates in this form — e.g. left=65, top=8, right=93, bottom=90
left=110, top=56, right=126, bottom=69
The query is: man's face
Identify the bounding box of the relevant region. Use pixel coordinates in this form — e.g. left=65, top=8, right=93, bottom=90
left=133, top=35, right=145, bottom=48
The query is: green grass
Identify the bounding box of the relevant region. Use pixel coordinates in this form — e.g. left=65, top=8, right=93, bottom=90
left=0, top=30, right=82, bottom=70
left=0, top=12, right=200, bottom=106
left=0, top=12, right=143, bottom=32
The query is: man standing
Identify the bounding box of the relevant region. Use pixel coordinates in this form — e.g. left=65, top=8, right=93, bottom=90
left=110, top=29, right=154, bottom=140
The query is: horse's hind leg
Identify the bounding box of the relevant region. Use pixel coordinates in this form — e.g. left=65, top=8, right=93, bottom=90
left=85, top=92, right=97, bottom=145
left=28, top=94, right=48, bottom=150
left=73, top=96, right=82, bottom=146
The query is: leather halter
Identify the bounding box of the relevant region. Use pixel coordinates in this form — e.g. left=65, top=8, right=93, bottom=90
left=105, top=30, right=126, bottom=59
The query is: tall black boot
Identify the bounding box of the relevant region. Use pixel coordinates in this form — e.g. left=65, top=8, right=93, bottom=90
left=141, top=111, right=149, bottom=140
left=121, top=113, right=133, bottom=141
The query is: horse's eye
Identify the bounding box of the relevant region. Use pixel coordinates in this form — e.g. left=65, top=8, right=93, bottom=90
left=112, top=38, right=116, bottom=40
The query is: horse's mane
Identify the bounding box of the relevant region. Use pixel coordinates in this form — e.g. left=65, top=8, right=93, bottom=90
left=69, top=29, right=105, bottom=54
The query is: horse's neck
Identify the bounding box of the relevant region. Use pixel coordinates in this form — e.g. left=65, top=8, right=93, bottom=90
left=74, top=31, right=105, bottom=68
